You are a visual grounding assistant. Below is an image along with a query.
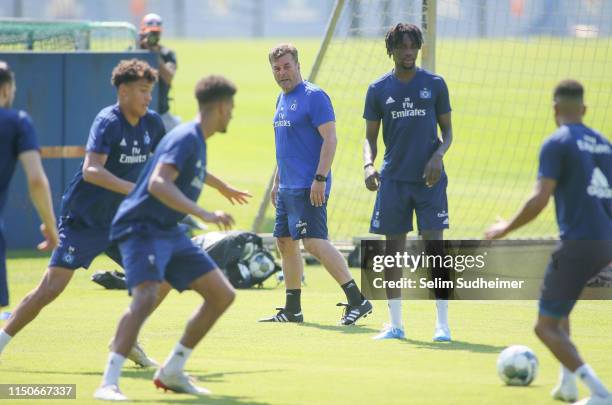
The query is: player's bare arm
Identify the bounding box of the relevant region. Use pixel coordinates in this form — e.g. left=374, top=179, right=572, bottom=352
left=423, top=112, right=453, bottom=188
left=204, top=172, right=252, bottom=205
left=311, top=120, right=336, bottom=207
left=485, top=177, right=556, bottom=239
left=363, top=119, right=381, bottom=191
left=19, top=150, right=58, bottom=250
left=82, top=151, right=135, bottom=195
left=148, top=162, right=234, bottom=230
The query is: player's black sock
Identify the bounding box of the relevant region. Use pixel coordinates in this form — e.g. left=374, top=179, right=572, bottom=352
left=284, top=289, right=301, bottom=313
left=341, top=280, right=363, bottom=307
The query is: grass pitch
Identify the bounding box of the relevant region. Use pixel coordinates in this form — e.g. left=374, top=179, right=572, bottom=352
left=162, top=38, right=611, bottom=240
left=2, top=252, right=611, bottom=404
left=2, top=37, right=611, bottom=404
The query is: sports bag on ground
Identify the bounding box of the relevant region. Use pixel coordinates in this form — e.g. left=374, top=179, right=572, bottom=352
left=192, top=231, right=281, bottom=289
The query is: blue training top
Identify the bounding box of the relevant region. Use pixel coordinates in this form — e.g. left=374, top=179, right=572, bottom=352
left=60, top=104, right=165, bottom=228
left=274, top=80, right=335, bottom=194
left=363, top=68, right=451, bottom=182
left=0, top=108, right=39, bottom=214
left=111, top=121, right=207, bottom=239
left=538, top=123, right=611, bottom=240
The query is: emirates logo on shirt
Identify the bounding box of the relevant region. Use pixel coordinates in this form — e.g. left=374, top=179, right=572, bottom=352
left=390, top=97, right=426, bottom=119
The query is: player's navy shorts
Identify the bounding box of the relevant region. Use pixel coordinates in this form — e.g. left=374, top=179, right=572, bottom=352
left=0, top=227, right=8, bottom=306
left=369, top=174, right=449, bottom=235
left=273, top=188, right=328, bottom=240
left=117, top=226, right=217, bottom=292
left=539, top=240, right=612, bottom=318
left=49, top=216, right=121, bottom=270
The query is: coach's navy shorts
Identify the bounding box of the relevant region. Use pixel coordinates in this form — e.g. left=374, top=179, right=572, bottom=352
left=369, top=175, right=449, bottom=235
left=539, top=240, right=612, bottom=318
left=118, top=227, right=217, bottom=293
left=273, top=188, right=328, bottom=240
left=49, top=216, right=121, bottom=270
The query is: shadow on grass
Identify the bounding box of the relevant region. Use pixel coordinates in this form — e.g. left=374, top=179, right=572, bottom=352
left=6, top=369, right=276, bottom=404
left=400, top=338, right=506, bottom=353
left=122, top=368, right=282, bottom=382
left=299, top=321, right=379, bottom=334
left=8, top=367, right=281, bottom=379
left=129, top=394, right=272, bottom=404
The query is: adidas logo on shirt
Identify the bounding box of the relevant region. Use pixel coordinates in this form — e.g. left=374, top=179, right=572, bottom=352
left=587, top=167, right=612, bottom=199
left=385, top=96, right=395, bottom=104
left=120, top=138, right=127, bottom=147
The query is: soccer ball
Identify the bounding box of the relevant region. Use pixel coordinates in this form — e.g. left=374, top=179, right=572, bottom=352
left=497, top=345, right=538, bottom=386
left=248, top=252, right=275, bottom=278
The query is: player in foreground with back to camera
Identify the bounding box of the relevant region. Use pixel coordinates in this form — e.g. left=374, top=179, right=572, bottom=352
left=362, top=24, right=454, bottom=341
left=486, top=79, right=612, bottom=405
left=0, top=61, right=58, bottom=310
left=260, top=43, right=372, bottom=325
left=95, top=75, right=251, bottom=401
left=0, top=59, right=166, bottom=367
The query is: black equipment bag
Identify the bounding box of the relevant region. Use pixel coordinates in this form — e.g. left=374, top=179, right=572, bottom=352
left=193, top=231, right=281, bottom=289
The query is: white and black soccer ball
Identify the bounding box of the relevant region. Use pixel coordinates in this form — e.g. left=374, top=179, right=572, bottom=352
left=248, top=252, right=275, bottom=279
left=497, top=345, right=538, bottom=386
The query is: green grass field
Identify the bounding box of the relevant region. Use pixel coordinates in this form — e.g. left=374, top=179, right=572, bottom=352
left=2, top=37, right=612, bottom=404
left=160, top=38, right=611, bottom=241
left=2, top=252, right=612, bottom=404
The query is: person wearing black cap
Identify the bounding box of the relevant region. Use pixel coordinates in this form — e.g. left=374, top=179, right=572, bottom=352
left=139, top=13, right=181, bottom=132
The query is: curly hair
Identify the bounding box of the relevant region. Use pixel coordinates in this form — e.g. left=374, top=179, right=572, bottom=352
left=385, top=23, right=423, bottom=57
left=194, top=75, right=237, bottom=106
left=110, top=59, right=158, bottom=88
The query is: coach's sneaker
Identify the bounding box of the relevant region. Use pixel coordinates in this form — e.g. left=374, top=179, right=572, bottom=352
left=258, top=307, right=303, bottom=323
left=552, top=381, right=579, bottom=402
left=572, top=395, right=612, bottom=405
left=93, top=384, right=128, bottom=401
left=433, top=326, right=452, bottom=342
left=153, top=367, right=210, bottom=395
left=337, top=299, right=373, bottom=325
left=373, top=324, right=405, bottom=340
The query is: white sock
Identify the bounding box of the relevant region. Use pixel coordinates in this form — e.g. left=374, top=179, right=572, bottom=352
left=102, top=352, right=126, bottom=387
left=435, top=299, right=449, bottom=329
left=0, top=330, right=12, bottom=353
left=388, top=299, right=403, bottom=329
left=163, top=343, right=193, bottom=375
left=559, top=365, right=577, bottom=386
left=575, top=364, right=610, bottom=398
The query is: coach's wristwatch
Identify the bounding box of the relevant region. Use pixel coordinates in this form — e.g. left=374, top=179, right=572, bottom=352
left=314, top=174, right=327, bottom=182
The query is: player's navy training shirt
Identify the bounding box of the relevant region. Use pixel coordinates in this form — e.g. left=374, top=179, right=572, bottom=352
left=111, top=121, right=207, bottom=239
left=0, top=108, right=39, bottom=214
left=273, top=80, right=335, bottom=194
left=60, top=104, right=165, bottom=228
left=363, top=68, right=451, bottom=182
left=538, top=123, right=611, bottom=240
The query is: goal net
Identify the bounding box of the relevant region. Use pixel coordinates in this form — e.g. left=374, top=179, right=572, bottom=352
left=289, top=0, right=611, bottom=242
left=0, top=18, right=137, bottom=51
